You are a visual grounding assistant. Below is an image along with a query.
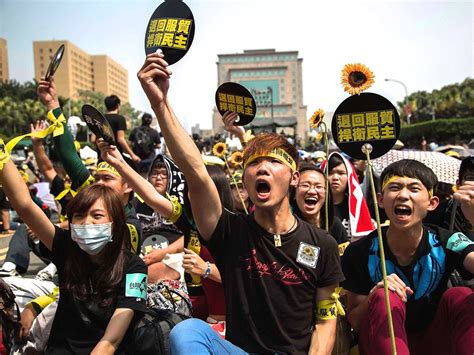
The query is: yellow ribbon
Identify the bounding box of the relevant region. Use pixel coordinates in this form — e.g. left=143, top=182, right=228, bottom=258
left=46, top=110, right=66, bottom=137
left=54, top=183, right=77, bottom=201
left=0, top=139, right=10, bottom=171
left=316, top=287, right=345, bottom=320
left=244, top=147, right=297, bottom=171
left=3, top=111, right=66, bottom=157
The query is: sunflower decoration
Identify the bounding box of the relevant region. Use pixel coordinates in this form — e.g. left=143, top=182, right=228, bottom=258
left=212, top=142, right=227, bottom=158
left=309, top=109, right=325, bottom=129
left=229, top=151, right=244, bottom=167
left=340, top=63, right=375, bottom=95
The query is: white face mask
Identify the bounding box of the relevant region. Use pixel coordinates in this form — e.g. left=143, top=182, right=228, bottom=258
left=70, top=222, right=113, bottom=256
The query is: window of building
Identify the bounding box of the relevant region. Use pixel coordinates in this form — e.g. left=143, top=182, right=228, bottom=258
left=39, top=48, right=43, bottom=53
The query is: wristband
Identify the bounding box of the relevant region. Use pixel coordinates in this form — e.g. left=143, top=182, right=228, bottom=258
left=202, top=261, right=211, bottom=279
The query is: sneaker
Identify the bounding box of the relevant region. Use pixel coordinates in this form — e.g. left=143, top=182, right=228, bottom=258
left=34, top=270, right=53, bottom=282
left=0, top=269, right=20, bottom=278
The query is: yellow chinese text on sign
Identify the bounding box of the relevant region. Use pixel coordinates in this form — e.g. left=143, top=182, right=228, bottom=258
left=335, top=110, right=396, bottom=144
left=146, top=18, right=193, bottom=51
left=217, top=94, right=254, bottom=116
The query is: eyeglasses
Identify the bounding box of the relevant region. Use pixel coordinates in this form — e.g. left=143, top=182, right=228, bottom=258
left=150, top=170, right=168, bottom=179
left=297, top=182, right=326, bottom=192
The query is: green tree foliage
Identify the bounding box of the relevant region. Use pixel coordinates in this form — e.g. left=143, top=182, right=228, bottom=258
left=0, top=80, right=141, bottom=141
left=398, top=78, right=474, bottom=124
left=400, top=117, right=474, bottom=147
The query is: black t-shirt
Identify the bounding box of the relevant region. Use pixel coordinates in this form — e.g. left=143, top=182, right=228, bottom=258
left=425, top=199, right=474, bottom=240
left=46, top=227, right=147, bottom=354
left=132, top=198, right=182, bottom=244
left=342, top=225, right=474, bottom=332
left=334, top=200, right=350, bottom=237
left=208, top=209, right=344, bottom=354
left=124, top=203, right=143, bottom=254
left=330, top=217, right=349, bottom=244
left=104, top=114, right=127, bottom=151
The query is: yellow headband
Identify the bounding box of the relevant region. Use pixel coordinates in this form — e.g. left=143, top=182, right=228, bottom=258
left=243, top=148, right=296, bottom=171
left=381, top=175, right=433, bottom=197
left=96, top=162, right=120, bottom=177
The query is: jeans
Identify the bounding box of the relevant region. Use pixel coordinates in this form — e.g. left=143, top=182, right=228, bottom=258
left=170, top=318, right=247, bottom=355
left=4, top=224, right=51, bottom=273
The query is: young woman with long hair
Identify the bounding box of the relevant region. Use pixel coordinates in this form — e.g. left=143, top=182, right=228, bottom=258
left=0, top=157, right=147, bottom=354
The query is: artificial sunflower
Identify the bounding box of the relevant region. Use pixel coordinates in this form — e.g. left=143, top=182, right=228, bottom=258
left=212, top=142, right=227, bottom=158
left=230, top=151, right=244, bottom=166
left=309, top=109, right=325, bottom=129
left=340, top=63, right=375, bottom=95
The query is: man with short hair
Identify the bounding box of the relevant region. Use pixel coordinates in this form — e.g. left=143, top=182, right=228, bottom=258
left=137, top=51, right=344, bottom=354
left=129, top=113, right=161, bottom=173
left=342, top=159, right=474, bottom=354
left=91, top=94, right=141, bottom=163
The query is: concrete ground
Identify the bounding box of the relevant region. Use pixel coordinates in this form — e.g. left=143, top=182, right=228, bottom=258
left=0, top=232, right=45, bottom=277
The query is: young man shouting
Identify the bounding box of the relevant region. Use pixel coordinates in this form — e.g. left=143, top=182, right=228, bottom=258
left=342, top=159, right=474, bottom=355
left=137, top=51, right=344, bottom=354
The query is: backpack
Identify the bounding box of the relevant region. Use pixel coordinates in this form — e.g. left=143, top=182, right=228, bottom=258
left=130, top=308, right=189, bottom=355
left=134, top=127, right=154, bottom=159
left=128, top=281, right=192, bottom=354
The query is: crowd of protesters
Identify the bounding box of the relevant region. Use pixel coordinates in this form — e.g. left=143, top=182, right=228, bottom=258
left=0, top=51, right=472, bottom=355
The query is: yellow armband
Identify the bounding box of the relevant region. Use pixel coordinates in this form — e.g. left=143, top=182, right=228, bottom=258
left=127, top=223, right=139, bottom=254
left=77, top=174, right=95, bottom=193
left=338, top=242, right=350, bottom=256
left=165, top=193, right=182, bottom=224
left=316, top=287, right=345, bottom=320
left=28, top=287, right=59, bottom=315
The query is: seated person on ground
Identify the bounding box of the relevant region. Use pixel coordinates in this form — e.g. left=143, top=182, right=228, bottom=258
left=342, top=159, right=474, bottom=355
left=136, top=51, right=344, bottom=355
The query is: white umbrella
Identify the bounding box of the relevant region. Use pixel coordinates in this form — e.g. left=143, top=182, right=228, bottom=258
left=371, top=150, right=461, bottom=184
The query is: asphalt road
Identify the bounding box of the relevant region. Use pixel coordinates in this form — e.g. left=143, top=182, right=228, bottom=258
left=0, top=232, right=45, bottom=277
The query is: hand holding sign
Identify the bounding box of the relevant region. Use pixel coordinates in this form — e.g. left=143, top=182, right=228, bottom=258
left=216, top=82, right=257, bottom=126
left=82, top=105, right=115, bottom=145
left=144, top=0, right=195, bottom=65
left=45, top=44, right=65, bottom=81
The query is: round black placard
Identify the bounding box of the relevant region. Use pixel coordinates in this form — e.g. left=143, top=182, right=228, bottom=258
left=141, top=234, right=169, bottom=255
left=82, top=104, right=115, bottom=145
left=45, top=44, right=65, bottom=80
left=215, top=82, right=257, bottom=126
left=331, top=93, right=400, bottom=160
left=144, top=0, right=195, bottom=65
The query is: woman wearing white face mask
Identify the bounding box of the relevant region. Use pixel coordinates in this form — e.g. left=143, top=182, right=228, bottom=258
left=0, top=155, right=147, bottom=355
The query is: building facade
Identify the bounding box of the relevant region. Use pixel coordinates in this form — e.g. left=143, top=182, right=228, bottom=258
left=213, top=49, right=307, bottom=143
left=0, top=38, right=9, bottom=82
left=33, top=40, right=128, bottom=102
